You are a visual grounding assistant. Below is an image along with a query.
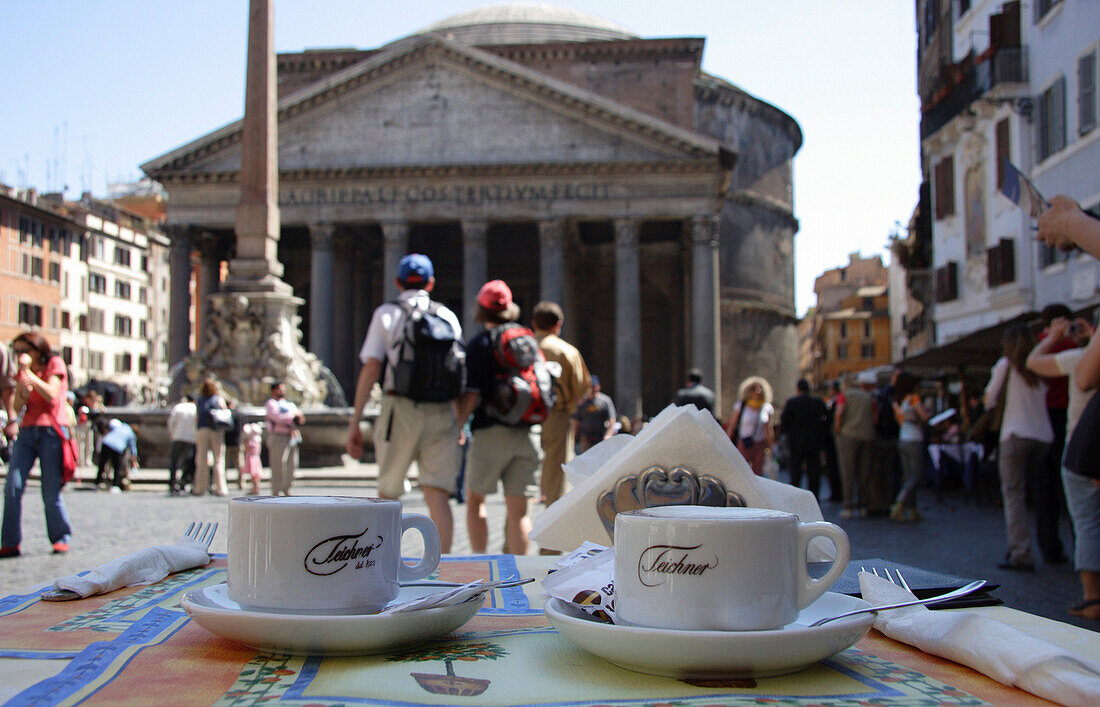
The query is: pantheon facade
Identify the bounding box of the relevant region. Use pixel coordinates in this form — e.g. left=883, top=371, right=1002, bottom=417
left=143, top=4, right=802, bottom=419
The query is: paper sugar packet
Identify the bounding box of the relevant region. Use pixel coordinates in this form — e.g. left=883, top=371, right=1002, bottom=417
left=541, top=543, right=617, bottom=624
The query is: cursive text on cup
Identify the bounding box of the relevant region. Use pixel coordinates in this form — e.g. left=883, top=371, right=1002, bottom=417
left=304, top=529, right=384, bottom=576
left=637, top=544, right=718, bottom=587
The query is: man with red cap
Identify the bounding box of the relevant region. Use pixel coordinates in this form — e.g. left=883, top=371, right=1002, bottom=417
left=454, top=279, right=543, bottom=555
left=346, top=253, right=463, bottom=552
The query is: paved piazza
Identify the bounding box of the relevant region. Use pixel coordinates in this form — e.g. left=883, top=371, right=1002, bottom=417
left=0, top=462, right=1091, bottom=633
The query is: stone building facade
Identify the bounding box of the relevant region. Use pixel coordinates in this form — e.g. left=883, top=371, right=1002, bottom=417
left=142, top=4, right=802, bottom=419
left=800, top=253, right=892, bottom=387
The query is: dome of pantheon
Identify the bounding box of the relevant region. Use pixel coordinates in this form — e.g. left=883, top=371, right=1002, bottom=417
left=414, top=1, right=638, bottom=45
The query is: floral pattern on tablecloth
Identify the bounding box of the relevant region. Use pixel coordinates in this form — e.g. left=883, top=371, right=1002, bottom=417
left=213, top=653, right=307, bottom=706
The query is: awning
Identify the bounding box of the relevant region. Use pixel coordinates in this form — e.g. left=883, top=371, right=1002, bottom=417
left=897, top=311, right=1039, bottom=375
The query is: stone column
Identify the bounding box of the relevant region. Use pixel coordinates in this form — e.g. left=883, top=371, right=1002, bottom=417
left=308, top=223, right=336, bottom=368
left=538, top=219, right=565, bottom=307
left=196, top=232, right=221, bottom=352
left=332, top=233, right=356, bottom=395
left=167, top=226, right=194, bottom=401
left=690, top=214, right=721, bottom=411
left=462, top=219, right=488, bottom=336
left=614, top=218, right=641, bottom=421
left=381, top=221, right=408, bottom=301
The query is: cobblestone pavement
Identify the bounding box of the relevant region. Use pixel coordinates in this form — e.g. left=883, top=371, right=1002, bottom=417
left=0, top=461, right=1095, bottom=633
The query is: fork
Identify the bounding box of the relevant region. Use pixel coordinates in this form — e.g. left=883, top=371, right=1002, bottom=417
left=39, top=521, right=219, bottom=602
left=866, top=565, right=911, bottom=591
left=808, top=570, right=986, bottom=627
left=184, top=521, right=219, bottom=549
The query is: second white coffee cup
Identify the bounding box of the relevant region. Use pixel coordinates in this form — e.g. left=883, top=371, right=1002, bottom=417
left=614, top=505, right=850, bottom=631
left=227, top=496, right=441, bottom=613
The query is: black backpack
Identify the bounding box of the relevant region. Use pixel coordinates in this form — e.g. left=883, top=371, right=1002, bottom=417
left=390, top=300, right=466, bottom=402
left=485, top=323, right=560, bottom=425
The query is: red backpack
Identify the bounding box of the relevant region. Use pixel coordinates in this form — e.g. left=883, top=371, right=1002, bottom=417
left=486, top=323, right=561, bottom=425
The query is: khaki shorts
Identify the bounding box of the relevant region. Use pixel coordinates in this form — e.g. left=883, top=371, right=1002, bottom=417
left=466, top=424, right=543, bottom=498
left=374, top=395, right=461, bottom=498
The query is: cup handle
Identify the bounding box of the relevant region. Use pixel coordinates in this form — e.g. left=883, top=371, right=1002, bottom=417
left=795, top=521, right=850, bottom=610
left=398, top=513, right=442, bottom=582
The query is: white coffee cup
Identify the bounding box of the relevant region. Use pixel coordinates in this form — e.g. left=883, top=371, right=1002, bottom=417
left=227, top=496, right=441, bottom=613
left=613, top=505, right=849, bottom=631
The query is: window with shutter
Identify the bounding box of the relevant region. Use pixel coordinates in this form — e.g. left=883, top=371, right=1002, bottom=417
left=1080, top=51, right=1097, bottom=136
left=987, top=239, right=1016, bottom=287
left=934, top=261, right=959, bottom=302
left=1035, top=0, right=1061, bottom=22
left=995, top=119, right=1010, bottom=188
left=934, top=157, right=956, bottom=219
left=1053, top=76, right=1066, bottom=152
left=1039, top=77, right=1067, bottom=161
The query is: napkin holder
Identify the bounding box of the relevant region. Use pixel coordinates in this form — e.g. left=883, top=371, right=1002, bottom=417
left=532, top=404, right=830, bottom=558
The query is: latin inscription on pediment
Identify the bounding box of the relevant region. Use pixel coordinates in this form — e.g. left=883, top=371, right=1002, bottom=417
left=280, top=182, right=613, bottom=207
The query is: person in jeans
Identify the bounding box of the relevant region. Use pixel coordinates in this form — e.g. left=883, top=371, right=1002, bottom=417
left=985, top=324, right=1053, bottom=572
left=1027, top=314, right=1100, bottom=618
left=1, top=332, right=72, bottom=557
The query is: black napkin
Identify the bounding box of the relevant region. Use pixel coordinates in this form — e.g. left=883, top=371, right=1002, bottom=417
left=810, top=558, right=1002, bottom=609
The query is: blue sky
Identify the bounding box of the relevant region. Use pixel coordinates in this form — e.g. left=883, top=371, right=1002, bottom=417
left=0, top=1, right=921, bottom=315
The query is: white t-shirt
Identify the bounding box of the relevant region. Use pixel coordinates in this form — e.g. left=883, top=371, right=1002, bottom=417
left=358, top=289, right=462, bottom=392
left=1053, top=348, right=1095, bottom=440
left=984, top=357, right=1053, bottom=443
left=733, top=401, right=773, bottom=442
left=167, top=401, right=198, bottom=444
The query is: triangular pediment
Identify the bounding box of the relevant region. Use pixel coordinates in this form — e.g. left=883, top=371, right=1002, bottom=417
left=143, top=35, right=722, bottom=176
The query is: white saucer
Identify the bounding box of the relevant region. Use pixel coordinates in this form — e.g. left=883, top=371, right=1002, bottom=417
left=182, top=584, right=485, bottom=656
left=544, top=591, right=874, bottom=679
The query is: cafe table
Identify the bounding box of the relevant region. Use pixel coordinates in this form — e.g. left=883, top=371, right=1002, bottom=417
left=2, top=553, right=1098, bottom=706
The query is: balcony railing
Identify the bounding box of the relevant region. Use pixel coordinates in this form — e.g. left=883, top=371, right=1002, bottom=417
left=920, top=68, right=977, bottom=139
left=976, top=46, right=1028, bottom=93
left=921, top=47, right=1029, bottom=140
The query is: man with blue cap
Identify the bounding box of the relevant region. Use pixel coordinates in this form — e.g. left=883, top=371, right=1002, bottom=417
left=346, top=253, right=464, bottom=552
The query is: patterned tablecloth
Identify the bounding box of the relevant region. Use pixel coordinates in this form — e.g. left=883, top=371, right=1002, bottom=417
left=1, top=554, right=1096, bottom=706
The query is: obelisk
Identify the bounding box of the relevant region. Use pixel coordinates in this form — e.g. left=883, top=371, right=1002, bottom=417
left=226, top=0, right=288, bottom=295
left=183, top=0, right=332, bottom=407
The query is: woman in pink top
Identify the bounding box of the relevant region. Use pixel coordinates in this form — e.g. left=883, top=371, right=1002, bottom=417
left=1, top=332, right=72, bottom=557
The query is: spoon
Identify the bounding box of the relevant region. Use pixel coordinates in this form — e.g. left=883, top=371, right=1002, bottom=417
left=400, top=578, right=533, bottom=589
left=808, top=579, right=988, bottom=627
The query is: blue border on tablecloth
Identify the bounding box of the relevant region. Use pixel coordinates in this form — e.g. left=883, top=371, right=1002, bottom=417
left=6, top=607, right=189, bottom=705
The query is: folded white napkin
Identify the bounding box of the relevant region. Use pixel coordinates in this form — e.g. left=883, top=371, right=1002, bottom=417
left=53, top=538, right=212, bottom=598
left=860, top=571, right=1100, bottom=706
left=532, top=404, right=829, bottom=557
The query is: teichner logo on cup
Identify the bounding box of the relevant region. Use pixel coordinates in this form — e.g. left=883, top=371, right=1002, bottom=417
left=637, top=544, right=718, bottom=586
left=304, top=529, right=383, bottom=576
